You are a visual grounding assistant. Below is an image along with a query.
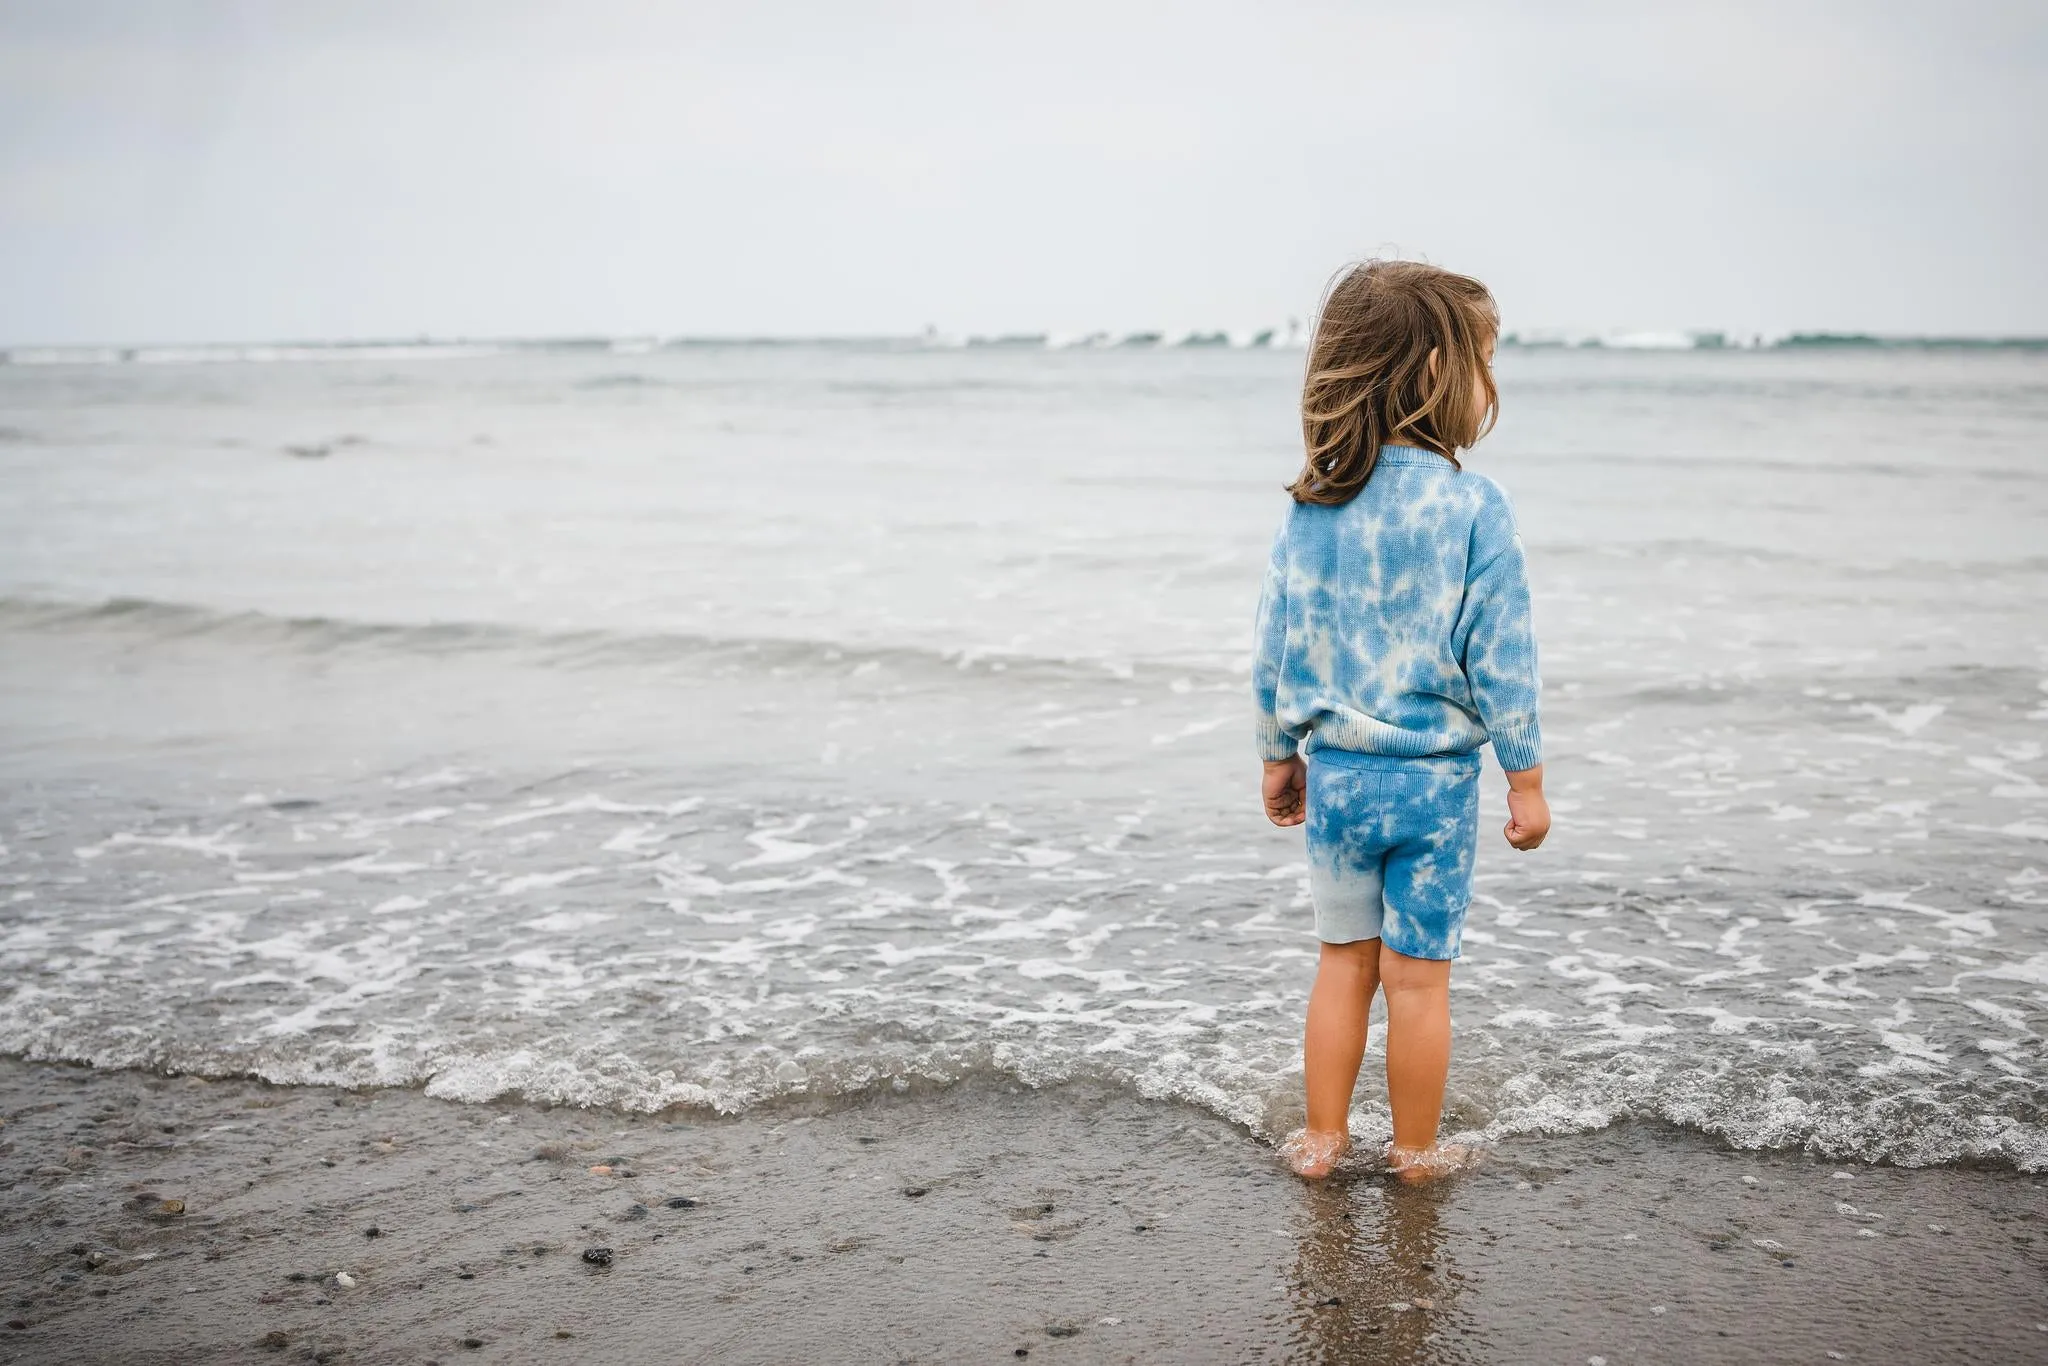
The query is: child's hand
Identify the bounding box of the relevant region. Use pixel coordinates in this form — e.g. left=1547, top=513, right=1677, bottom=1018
left=1262, top=757, right=1307, bottom=827
left=1503, top=764, right=1549, bottom=850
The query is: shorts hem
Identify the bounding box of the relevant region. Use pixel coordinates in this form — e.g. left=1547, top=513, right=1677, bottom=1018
left=1379, top=933, right=1463, bottom=962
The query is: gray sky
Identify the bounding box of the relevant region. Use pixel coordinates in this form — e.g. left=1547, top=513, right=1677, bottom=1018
left=2, top=0, right=2043, bottom=344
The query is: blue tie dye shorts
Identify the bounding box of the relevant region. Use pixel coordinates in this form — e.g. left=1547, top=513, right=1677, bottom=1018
left=1304, top=749, right=1483, bottom=960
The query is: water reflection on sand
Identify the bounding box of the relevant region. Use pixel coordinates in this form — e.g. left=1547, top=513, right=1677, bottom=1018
left=1287, top=1174, right=1478, bottom=1364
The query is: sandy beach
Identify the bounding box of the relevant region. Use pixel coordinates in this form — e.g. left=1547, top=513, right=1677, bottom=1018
left=3, top=1058, right=2043, bottom=1364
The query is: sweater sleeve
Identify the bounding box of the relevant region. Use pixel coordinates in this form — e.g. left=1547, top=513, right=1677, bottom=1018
left=1251, top=518, right=1300, bottom=761
left=1457, top=488, right=1543, bottom=772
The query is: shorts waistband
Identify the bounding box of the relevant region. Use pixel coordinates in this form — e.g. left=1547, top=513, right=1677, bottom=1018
left=1305, top=748, right=1483, bottom=776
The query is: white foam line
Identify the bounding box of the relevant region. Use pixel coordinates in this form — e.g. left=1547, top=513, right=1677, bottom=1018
left=485, top=795, right=703, bottom=828
left=119, top=886, right=265, bottom=912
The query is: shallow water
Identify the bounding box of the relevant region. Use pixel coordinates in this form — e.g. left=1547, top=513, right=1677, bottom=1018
left=1, top=344, right=2044, bottom=1167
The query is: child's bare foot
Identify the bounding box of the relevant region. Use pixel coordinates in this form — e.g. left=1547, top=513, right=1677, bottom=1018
left=1281, top=1128, right=1351, bottom=1180
left=1385, top=1142, right=1480, bottom=1185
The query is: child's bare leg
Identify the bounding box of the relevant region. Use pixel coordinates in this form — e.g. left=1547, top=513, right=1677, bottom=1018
left=1289, top=938, right=1381, bottom=1177
left=1379, top=943, right=1466, bottom=1183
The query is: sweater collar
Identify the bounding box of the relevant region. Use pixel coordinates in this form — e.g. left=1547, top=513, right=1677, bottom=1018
left=1376, top=444, right=1456, bottom=468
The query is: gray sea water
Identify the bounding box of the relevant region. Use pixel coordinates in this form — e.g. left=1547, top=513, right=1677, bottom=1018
left=1, top=343, right=2044, bottom=1168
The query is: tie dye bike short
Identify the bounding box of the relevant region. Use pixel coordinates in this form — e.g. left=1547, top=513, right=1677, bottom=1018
left=1303, top=748, right=1482, bottom=960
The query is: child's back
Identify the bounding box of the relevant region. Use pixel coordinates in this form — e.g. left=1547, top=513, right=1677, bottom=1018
left=1255, top=446, right=1540, bottom=774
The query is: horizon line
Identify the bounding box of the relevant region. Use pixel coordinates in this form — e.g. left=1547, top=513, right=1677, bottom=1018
left=4, top=328, right=2047, bottom=362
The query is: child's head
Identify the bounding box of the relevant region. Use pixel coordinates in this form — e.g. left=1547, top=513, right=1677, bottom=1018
left=1288, top=259, right=1499, bottom=505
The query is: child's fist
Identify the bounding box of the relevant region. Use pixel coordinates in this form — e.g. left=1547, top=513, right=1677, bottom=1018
left=1504, top=786, right=1550, bottom=850
left=1262, top=757, right=1307, bottom=827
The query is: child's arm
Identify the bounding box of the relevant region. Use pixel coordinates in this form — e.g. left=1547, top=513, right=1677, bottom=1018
left=1253, top=521, right=1306, bottom=827
left=1458, top=489, right=1548, bottom=849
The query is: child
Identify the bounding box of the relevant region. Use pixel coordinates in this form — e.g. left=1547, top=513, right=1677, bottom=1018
left=1252, top=259, right=1550, bottom=1183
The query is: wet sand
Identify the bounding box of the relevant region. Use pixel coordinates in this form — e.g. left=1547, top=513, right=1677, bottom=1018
left=1, top=1058, right=2043, bottom=1365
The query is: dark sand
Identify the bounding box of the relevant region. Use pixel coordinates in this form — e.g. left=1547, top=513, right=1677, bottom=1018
left=1, top=1059, right=2043, bottom=1365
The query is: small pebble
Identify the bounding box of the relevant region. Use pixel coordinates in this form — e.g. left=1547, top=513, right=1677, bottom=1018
left=664, top=1197, right=697, bottom=1209
left=1590, top=1357, right=1608, bottom=1365
left=335, top=1272, right=355, bottom=1289
left=1046, top=1324, right=1079, bottom=1338
left=1831, top=1171, right=1855, bottom=1180
left=1741, top=1175, right=1759, bottom=1185
left=463, top=1339, right=484, bottom=1350
left=1316, top=1297, right=1342, bottom=1308
left=1096, top=1316, right=1122, bottom=1326
left=156, top=1199, right=186, bottom=1216
left=1651, top=1306, right=1667, bottom=1316
left=1857, top=1229, right=1880, bottom=1238
left=623, top=1204, right=649, bottom=1222
left=364, top=1226, right=381, bottom=1239
left=588, top=1165, right=612, bottom=1176
left=581, top=1248, right=613, bottom=1267
left=7, top=1320, right=27, bottom=1332
left=904, top=1186, right=929, bottom=1198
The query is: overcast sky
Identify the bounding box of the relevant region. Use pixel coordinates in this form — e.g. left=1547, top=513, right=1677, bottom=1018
left=2, top=0, right=2042, bottom=345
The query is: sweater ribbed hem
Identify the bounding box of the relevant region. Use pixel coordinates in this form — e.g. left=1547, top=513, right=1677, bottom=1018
left=1488, top=720, right=1543, bottom=773
left=1255, top=715, right=1300, bottom=762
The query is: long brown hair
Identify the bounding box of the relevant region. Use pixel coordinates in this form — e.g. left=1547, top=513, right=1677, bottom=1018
left=1287, top=259, right=1500, bottom=505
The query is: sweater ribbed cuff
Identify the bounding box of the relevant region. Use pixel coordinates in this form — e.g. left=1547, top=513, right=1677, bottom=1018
left=1489, top=719, right=1542, bottom=774
left=1256, top=714, right=1300, bottom=762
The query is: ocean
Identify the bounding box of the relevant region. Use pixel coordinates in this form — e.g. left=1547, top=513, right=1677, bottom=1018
left=2, top=340, right=2044, bottom=1172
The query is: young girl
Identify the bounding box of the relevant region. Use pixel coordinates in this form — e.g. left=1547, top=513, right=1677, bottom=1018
left=1252, top=259, right=1550, bottom=1183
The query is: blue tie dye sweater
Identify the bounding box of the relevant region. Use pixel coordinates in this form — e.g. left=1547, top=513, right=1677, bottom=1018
left=1252, top=445, right=1543, bottom=772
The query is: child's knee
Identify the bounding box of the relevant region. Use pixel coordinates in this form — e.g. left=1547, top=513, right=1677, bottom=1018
left=1378, top=943, right=1451, bottom=996
left=1317, top=937, right=1380, bottom=979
